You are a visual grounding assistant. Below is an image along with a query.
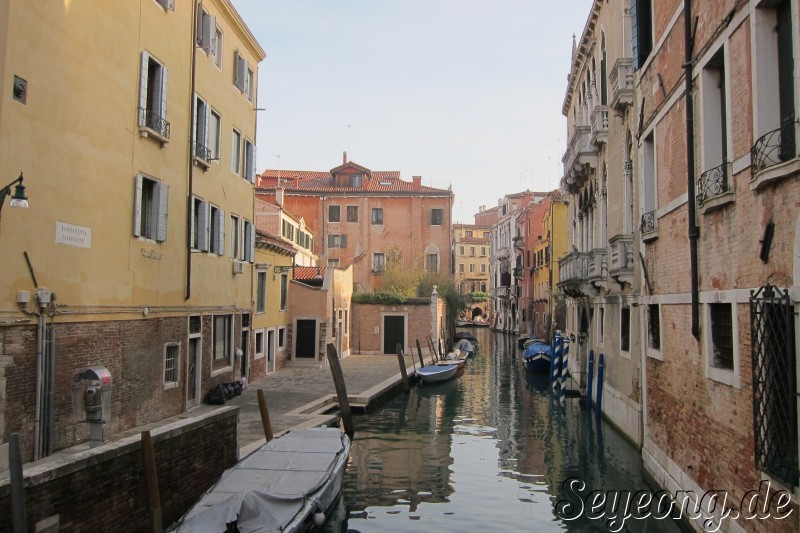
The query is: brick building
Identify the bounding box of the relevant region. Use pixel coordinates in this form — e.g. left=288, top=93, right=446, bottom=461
left=452, top=224, right=491, bottom=319
left=515, top=195, right=551, bottom=336
left=531, top=191, right=569, bottom=341
left=256, top=154, right=454, bottom=293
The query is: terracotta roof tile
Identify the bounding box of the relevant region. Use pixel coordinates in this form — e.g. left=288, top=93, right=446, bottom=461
left=257, top=169, right=450, bottom=194
left=293, top=266, right=326, bottom=281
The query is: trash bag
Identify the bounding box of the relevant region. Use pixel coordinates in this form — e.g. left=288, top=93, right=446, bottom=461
left=205, top=384, right=227, bottom=405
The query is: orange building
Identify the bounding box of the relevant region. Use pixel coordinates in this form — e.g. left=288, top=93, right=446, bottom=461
left=256, top=154, right=454, bottom=292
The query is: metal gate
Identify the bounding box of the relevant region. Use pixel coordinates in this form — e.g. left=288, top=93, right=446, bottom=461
left=750, top=283, right=798, bottom=487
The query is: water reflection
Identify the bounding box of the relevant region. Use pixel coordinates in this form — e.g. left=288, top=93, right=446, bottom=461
left=342, top=329, right=680, bottom=532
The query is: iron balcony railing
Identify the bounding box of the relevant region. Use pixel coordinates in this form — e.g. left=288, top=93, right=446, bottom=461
left=640, top=210, right=657, bottom=234
left=138, top=107, right=170, bottom=139
left=697, top=162, right=729, bottom=204
left=193, top=142, right=212, bottom=163
left=751, top=120, right=797, bottom=175
left=513, top=266, right=524, bottom=278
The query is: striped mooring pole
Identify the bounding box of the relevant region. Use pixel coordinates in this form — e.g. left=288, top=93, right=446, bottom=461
left=596, top=353, right=605, bottom=418
left=586, top=350, right=595, bottom=408
left=559, top=337, right=570, bottom=401
left=551, top=333, right=562, bottom=390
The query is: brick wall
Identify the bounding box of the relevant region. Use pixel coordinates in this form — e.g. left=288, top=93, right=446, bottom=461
left=351, top=299, right=441, bottom=355
left=0, top=407, right=238, bottom=532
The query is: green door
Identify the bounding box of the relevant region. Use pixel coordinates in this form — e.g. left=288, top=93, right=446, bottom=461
left=383, top=316, right=405, bottom=355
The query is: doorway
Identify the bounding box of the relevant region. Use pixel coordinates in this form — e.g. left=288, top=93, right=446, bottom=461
left=240, top=330, right=249, bottom=380
left=267, top=329, right=276, bottom=372
left=187, top=337, right=201, bottom=407
left=383, top=315, right=405, bottom=354
left=295, top=319, right=317, bottom=359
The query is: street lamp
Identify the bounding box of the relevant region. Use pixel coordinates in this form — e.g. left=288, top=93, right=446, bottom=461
left=1, top=173, right=29, bottom=212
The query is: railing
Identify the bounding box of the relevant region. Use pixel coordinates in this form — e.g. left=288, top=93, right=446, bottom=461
left=193, top=142, right=212, bottom=163
left=609, top=58, right=633, bottom=111
left=587, top=248, right=608, bottom=280
left=513, top=236, right=524, bottom=250
left=591, top=105, right=609, bottom=145
left=640, top=210, right=657, bottom=234
left=558, top=251, right=590, bottom=283
left=751, top=121, right=797, bottom=175
left=513, top=266, right=524, bottom=278
left=562, top=126, right=598, bottom=192
left=697, top=162, right=729, bottom=204
left=609, top=234, right=634, bottom=274
left=138, top=107, right=171, bottom=139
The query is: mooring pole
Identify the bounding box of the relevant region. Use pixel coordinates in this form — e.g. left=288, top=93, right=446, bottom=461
left=415, top=339, right=425, bottom=369
left=10, top=433, right=26, bottom=533
left=257, top=388, right=274, bottom=442
left=596, top=353, right=605, bottom=418
left=587, top=350, right=595, bottom=409
left=326, top=343, right=354, bottom=438
left=141, top=430, right=162, bottom=533
left=395, top=343, right=410, bottom=392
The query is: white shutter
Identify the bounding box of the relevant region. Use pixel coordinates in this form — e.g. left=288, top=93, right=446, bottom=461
left=133, top=175, right=143, bottom=237
left=235, top=53, right=246, bottom=92
left=198, top=201, right=209, bottom=251
left=156, top=183, right=169, bottom=242
left=248, top=144, right=256, bottom=183
left=160, top=66, right=168, bottom=124
left=195, top=4, right=204, bottom=46
left=217, top=208, right=225, bottom=256
left=190, top=197, right=195, bottom=248
left=192, top=95, right=198, bottom=148
left=233, top=51, right=241, bottom=89
left=139, top=52, right=150, bottom=125
left=166, top=0, right=175, bottom=10
left=202, top=13, right=216, bottom=52
left=248, top=222, right=255, bottom=262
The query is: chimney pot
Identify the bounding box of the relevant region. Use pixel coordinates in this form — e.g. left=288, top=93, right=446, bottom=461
left=412, top=175, right=421, bottom=191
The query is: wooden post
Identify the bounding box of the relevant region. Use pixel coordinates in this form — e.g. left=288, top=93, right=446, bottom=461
left=415, top=339, right=425, bottom=368
left=395, top=343, right=410, bottom=392
left=257, top=388, right=274, bottom=442
left=141, top=430, right=162, bottom=533
left=9, top=433, right=26, bottom=533
left=427, top=336, right=437, bottom=362
left=326, top=343, right=354, bottom=438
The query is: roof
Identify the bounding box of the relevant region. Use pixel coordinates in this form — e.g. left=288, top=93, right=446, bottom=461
left=257, top=166, right=451, bottom=195
left=293, top=266, right=326, bottom=281
left=255, top=231, right=296, bottom=256
left=563, top=0, right=602, bottom=114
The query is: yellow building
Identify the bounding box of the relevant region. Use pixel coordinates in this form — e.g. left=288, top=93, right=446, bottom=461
left=0, top=0, right=265, bottom=460
left=452, top=224, right=490, bottom=319
left=531, top=192, right=568, bottom=340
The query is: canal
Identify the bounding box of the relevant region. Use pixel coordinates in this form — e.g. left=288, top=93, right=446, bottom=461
left=340, top=328, right=682, bottom=532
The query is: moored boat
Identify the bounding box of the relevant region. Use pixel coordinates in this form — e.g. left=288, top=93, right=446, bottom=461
left=174, top=426, right=350, bottom=533
left=522, top=340, right=552, bottom=373
left=417, top=363, right=459, bottom=383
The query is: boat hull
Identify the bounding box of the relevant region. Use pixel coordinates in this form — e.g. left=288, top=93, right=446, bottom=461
left=417, top=364, right=459, bottom=383
left=522, top=341, right=552, bottom=374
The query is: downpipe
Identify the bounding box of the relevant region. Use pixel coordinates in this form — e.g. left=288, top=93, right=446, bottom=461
left=684, top=0, right=700, bottom=340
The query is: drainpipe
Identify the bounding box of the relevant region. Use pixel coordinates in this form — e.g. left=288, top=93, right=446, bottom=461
left=684, top=0, right=700, bottom=339
left=33, top=311, right=44, bottom=460
left=185, top=0, right=198, bottom=301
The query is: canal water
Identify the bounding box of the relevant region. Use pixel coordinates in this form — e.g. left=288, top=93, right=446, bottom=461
left=340, top=329, right=682, bottom=532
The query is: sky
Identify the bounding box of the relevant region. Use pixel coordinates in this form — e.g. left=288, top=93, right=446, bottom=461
left=231, top=0, right=594, bottom=224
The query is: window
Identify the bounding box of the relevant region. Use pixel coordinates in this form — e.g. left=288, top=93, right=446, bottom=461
left=459, top=263, right=465, bottom=273
left=430, top=208, right=443, bottom=226
left=243, top=139, right=255, bottom=183
left=631, top=0, right=653, bottom=70
left=208, top=110, right=221, bottom=161
left=138, top=52, right=169, bottom=139
left=278, top=327, right=286, bottom=348
left=231, top=129, right=241, bottom=174
left=163, top=343, right=179, bottom=386
left=372, top=253, right=385, bottom=273
left=328, top=234, right=347, bottom=249
left=346, top=205, right=359, bottom=222
left=196, top=7, right=216, bottom=52
left=470, top=246, right=475, bottom=256
left=256, top=271, right=266, bottom=312
left=255, top=330, right=264, bottom=359
left=481, top=247, right=486, bottom=256
left=191, top=197, right=208, bottom=251
left=329, top=205, right=340, bottom=222
left=245, top=66, right=254, bottom=102
left=648, top=304, right=661, bottom=350
left=243, top=220, right=254, bottom=262
left=155, top=0, right=174, bottom=9
left=481, top=282, right=486, bottom=292
left=459, top=246, right=465, bottom=255
left=469, top=263, right=475, bottom=273
left=134, top=174, right=169, bottom=242
left=230, top=215, right=240, bottom=259
left=701, top=49, right=728, bottom=183
left=598, top=307, right=605, bottom=344
left=620, top=305, right=630, bottom=352
left=484, top=232, right=490, bottom=238
left=193, top=94, right=210, bottom=163
left=372, top=208, right=383, bottom=225
left=481, top=264, right=486, bottom=273
left=350, top=174, right=362, bottom=187
left=426, top=253, right=439, bottom=273
left=233, top=51, right=249, bottom=94
left=211, top=27, right=223, bottom=68
left=213, top=315, right=232, bottom=364
left=280, top=273, right=288, bottom=311
left=328, top=259, right=340, bottom=267
left=465, top=230, right=473, bottom=237
left=640, top=133, right=656, bottom=234
left=709, top=303, right=733, bottom=370
left=208, top=204, right=224, bottom=255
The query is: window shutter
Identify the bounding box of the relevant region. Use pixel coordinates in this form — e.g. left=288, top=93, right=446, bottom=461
left=235, top=54, right=246, bottom=92
left=156, top=183, right=169, bottom=242
left=133, top=175, right=143, bottom=237
left=167, top=0, right=175, bottom=10
left=630, top=0, right=640, bottom=71
left=233, top=51, right=241, bottom=90
left=217, top=208, right=225, bottom=256
left=248, top=222, right=255, bottom=262
left=139, top=52, right=149, bottom=124
left=328, top=234, right=334, bottom=248
left=341, top=234, right=348, bottom=249
left=198, top=201, right=209, bottom=251
left=190, top=198, right=195, bottom=248
left=195, top=4, right=204, bottom=46
left=192, top=95, right=198, bottom=148
left=249, top=144, right=257, bottom=183
left=160, top=66, right=168, bottom=122
left=202, top=13, right=216, bottom=52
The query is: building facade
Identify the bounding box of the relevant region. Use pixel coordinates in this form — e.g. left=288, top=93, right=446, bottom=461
left=515, top=196, right=550, bottom=336
left=0, top=0, right=264, bottom=461
left=531, top=191, right=569, bottom=341
left=632, top=0, right=800, bottom=530
left=254, top=198, right=317, bottom=267
left=256, top=155, right=454, bottom=293
left=452, top=224, right=491, bottom=319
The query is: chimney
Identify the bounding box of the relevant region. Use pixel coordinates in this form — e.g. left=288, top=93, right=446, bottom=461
left=412, top=176, right=421, bottom=191
left=276, top=188, right=284, bottom=206
left=343, top=151, right=347, bottom=165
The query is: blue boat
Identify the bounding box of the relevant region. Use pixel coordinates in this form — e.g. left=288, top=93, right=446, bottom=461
left=522, top=340, right=552, bottom=373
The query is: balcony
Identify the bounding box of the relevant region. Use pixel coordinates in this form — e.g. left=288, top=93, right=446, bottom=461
left=513, top=266, right=524, bottom=278
left=138, top=107, right=170, bottom=144
left=697, top=162, right=734, bottom=212
left=609, top=234, right=634, bottom=286
left=590, top=105, right=609, bottom=146
left=609, top=58, right=633, bottom=112
left=750, top=121, right=799, bottom=190
left=557, top=251, right=596, bottom=298
left=562, top=126, right=598, bottom=194
left=587, top=248, right=609, bottom=290
left=193, top=142, right=212, bottom=169
left=640, top=210, right=658, bottom=242
left=513, top=236, right=524, bottom=250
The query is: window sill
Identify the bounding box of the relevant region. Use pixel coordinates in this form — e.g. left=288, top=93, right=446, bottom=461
left=210, top=365, right=233, bottom=378
left=619, top=349, right=631, bottom=360
left=254, top=353, right=265, bottom=360
left=642, top=229, right=659, bottom=243
left=698, top=190, right=735, bottom=214
left=138, top=126, right=169, bottom=147
left=646, top=346, right=663, bottom=361
left=163, top=382, right=178, bottom=391
left=706, top=365, right=740, bottom=389
left=750, top=157, right=800, bottom=192
left=193, top=156, right=211, bottom=171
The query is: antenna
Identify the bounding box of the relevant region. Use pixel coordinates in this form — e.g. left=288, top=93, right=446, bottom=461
left=347, top=124, right=352, bottom=156
left=276, top=154, right=281, bottom=185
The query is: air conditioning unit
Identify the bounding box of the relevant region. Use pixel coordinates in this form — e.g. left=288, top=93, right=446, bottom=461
left=232, top=261, right=244, bottom=275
